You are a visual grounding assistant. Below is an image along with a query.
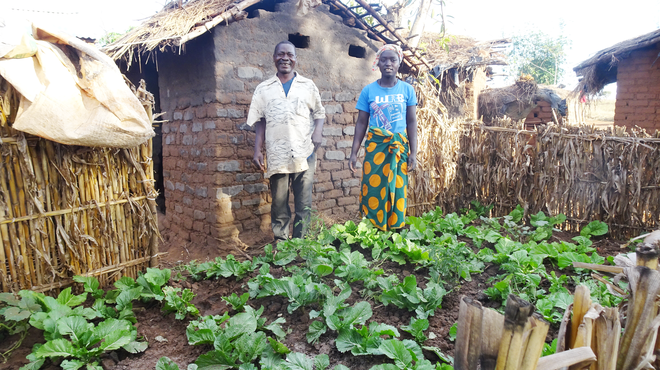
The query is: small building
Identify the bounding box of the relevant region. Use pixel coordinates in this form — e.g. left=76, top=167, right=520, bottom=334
left=478, top=77, right=573, bottom=128
left=105, top=0, right=427, bottom=256
left=574, top=29, right=660, bottom=131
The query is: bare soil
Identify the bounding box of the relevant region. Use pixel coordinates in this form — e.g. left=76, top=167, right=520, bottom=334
left=0, top=232, right=626, bottom=370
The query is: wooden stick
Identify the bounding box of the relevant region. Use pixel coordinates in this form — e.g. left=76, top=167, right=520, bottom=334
left=467, top=298, right=484, bottom=370
left=481, top=308, right=504, bottom=370
left=635, top=244, right=659, bottom=270
left=618, top=267, right=660, bottom=370
left=595, top=307, right=619, bottom=370
left=535, top=347, right=597, bottom=370
left=29, top=252, right=166, bottom=293
left=0, top=196, right=147, bottom=225
left=455, top=296, right=473, bottom=370
left=572, top=262, right=623, bottom=275
left=570, top=285, right=591, bottom=349
left=519, top=314, right=549, bottom=370
left=591, top=273, right=627, bottom=297
left=496, top=295, right=533, bottom=370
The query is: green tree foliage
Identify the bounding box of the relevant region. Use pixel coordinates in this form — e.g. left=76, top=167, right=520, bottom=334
left=508, top=31, right=569, bottom=85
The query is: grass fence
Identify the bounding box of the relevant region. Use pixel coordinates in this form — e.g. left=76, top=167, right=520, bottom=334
left=411, top=77, right=660, bottom=240
left=0, top=79, right=159, bottom=294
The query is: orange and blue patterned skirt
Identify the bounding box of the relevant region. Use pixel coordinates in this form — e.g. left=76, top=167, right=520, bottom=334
left=359, top=126, right=409, bottom=231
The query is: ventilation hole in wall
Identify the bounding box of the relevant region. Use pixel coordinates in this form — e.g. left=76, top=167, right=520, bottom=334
left=348, top=45, right=366, bottom=58
left=288, top=33, right=310, bottom=49
left=534, top=113, right=538, bottom=118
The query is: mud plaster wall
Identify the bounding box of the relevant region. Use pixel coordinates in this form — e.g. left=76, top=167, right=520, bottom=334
left=614, top=43, right=660, bottom=131
left=465, top=68, right=486, bottom=119
left=158, top=0, right=382, bottom=254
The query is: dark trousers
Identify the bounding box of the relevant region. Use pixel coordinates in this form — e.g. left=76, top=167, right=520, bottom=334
left=269, top=154, right=315, bottom=241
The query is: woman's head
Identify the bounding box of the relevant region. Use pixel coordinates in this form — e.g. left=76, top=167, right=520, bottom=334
left=372, top=45, right=403, bottom=75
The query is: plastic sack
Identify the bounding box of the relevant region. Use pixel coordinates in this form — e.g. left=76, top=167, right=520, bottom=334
left=0, top=24, right=154, bottom=148
left=0, top=19, right=38, bottom=59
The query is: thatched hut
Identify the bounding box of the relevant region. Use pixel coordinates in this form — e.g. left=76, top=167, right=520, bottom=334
left=420, top=34, right=508, bottom=118
left=574, top=29, right=660, bottom=131
left=478, top=76, right=575, bottom=129
left=104, top=0, right=428, bottom=257
left=0, top=27, right=158, bottom=293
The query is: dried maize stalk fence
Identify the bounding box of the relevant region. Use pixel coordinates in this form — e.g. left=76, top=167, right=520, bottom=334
left=0, top=77, right=159, bottom=294
left=410, top=77, right=660, bottom=239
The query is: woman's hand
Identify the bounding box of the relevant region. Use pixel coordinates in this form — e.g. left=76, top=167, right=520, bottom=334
left=407, top=154, right=417, bottom=172
left=348, top=153, right=358, bottom=173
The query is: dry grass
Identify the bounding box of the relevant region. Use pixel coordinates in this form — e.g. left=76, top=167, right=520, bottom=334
left=104, top=0, right=234, bottom=64
left=0, top=78, right=158, bottom=294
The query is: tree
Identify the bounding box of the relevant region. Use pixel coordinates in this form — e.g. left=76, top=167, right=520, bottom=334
left=384, top=0, right=448, bottom=49
left=508, top=31, right=569, bottom=85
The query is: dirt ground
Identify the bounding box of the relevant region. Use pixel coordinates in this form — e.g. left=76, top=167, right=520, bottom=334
left=0, top=224, right=627, bottom=370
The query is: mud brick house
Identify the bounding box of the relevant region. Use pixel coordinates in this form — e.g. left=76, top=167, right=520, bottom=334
left=478, top=77, right=573, bottom=127
left=104, top=0, right=427, bottom=254
left=574, top=29, right=660, bottom=131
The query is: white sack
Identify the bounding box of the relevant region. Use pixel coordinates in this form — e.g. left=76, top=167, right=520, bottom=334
left=0, top=24, right=154, bottom=148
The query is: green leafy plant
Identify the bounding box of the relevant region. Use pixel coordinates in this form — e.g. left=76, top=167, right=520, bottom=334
left=448, top=323, right=457, bottom=342
left=25, top=309, right=146, bottom=370
left=186, top=306, right=287, bottom=369
left=268, top=275, right=323, bottom=314
left=378, top=276, right=447, bottom=319
left=401, top=317, right=430, bottom=344
left=0, top=292, right=39, bottom=361
left=369, top=339, right=436, bottom=370
left=336, top=322, right=400, bottom=355
left=163, top=287, right=199, bottom=320
left=580, top=220, right=608, bottom=238
left=223, top=292, right=250, bottom=311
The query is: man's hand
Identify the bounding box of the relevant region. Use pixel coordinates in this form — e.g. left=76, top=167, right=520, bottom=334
left=348, top=153, right=358, bottom=173
left=253, top=151, right=265, bottom=172
left=407, top=154, right=417, bottom=172
left=312, top=128, right=322, bottom=152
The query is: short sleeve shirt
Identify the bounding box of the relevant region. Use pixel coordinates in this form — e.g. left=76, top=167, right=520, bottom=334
left=355, top=80, right=417, bottom=133
left=247, top=73, right=325, bottom=178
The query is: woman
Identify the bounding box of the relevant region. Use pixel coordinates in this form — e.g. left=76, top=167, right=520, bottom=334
left=348, top=44, right=418, bottom=231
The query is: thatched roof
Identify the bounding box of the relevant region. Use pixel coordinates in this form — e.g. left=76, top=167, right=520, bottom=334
left=105, top=0, right=430, bottom=74
left=103, top=0, right=253, bottom=64
left=574, top=28, right=660, bottom=96
left=419, top=33, right=508, bottom=70
left=479, top=76, right=571, bottom=121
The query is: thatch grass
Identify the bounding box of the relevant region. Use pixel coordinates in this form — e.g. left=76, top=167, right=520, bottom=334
left=104, top=0, right=235, bottom=64
left=573, top=29, right=660, bottom=97
left=0, top=78, right=159, bottom=294
left=418, top=33, right=508, bottom=68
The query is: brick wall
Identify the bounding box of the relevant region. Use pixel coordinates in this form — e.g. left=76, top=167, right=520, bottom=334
left=524, top=100, right=557, bottom=128
left=158, top=0, right=382, bottom=253
left=614, top=43, right=660, bottom=131
left=465, top=68, right=487, bottom=119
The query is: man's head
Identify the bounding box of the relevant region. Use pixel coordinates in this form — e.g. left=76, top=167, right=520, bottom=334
left=273, top=41, right=296, bottom=75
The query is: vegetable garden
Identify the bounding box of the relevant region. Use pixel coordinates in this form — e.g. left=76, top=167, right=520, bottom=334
left=0, top=204, right=632, bottom=370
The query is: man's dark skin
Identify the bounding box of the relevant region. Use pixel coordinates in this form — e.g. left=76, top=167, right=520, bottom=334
left=348, top=49, right=418, bottom=173
left=253, top=43, right=325, bottom=171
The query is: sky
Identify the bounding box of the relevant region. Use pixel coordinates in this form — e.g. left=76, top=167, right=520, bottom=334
left=3, top=0, right=660, bottom=92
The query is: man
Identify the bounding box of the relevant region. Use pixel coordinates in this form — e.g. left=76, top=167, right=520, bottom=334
left=246, top=41, right=325, bottom=242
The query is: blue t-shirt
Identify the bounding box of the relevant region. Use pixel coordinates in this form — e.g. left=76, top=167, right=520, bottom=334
left=355, top=80, right=417, bottom=133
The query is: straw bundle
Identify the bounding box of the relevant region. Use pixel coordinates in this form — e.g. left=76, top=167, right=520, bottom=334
left=408, top=73, right=463, bottom=216
left=0, top=77, right=159, bottom=294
